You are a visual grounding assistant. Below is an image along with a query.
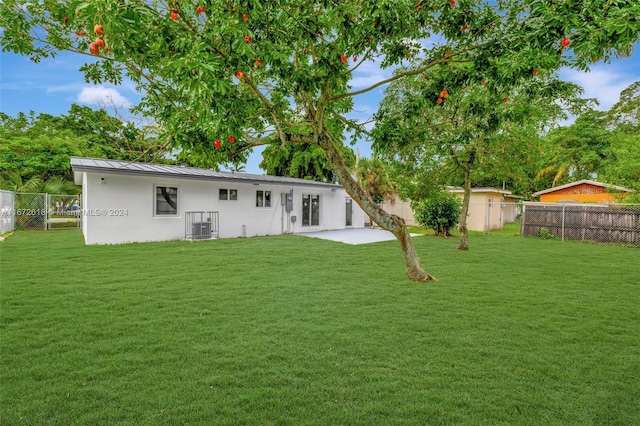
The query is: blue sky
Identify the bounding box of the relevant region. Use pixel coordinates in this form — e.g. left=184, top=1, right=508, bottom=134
left=1, top=45, right=639, bottom=174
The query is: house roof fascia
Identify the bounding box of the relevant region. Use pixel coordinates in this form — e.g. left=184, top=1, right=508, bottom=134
left=532, top=179, right=632, bottom=196
left=71, top=157, right=343, bottom=189
left=448, top=186, right=514, bottom=196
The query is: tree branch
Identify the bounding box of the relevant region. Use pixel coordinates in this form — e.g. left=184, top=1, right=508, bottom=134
left=328, top=60, right=445, bottom=102
left=335, top=113, right=372, bottom=137
left=25, top=31, right=181, bottom=110
left=242, top=75, right=289, bottom=144
left=329, top=43, right=487, bottom=102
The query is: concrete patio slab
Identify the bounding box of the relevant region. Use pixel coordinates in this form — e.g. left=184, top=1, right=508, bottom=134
left=296, top=227, right=422, bottom=245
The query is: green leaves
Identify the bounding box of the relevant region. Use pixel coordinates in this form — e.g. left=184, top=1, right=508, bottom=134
left=0, top=0, right=638, bottom=172
left=373, top=62, right=587, bottom=202
left=0, top=105, right=170, bottom=191
left=259, top=143, right=354, bottom=183
left=412, top=190, right=461, bottom=236
left=354, top=156, right=396, bottom=203
left=537, top=85, right=640, bottom=195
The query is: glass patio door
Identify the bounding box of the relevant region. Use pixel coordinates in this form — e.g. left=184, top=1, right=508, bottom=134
left=302, top=194, right=320, bottom=226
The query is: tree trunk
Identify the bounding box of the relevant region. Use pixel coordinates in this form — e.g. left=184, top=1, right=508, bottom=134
left=317, top=134, right=437, bottom=282
left=457, top=167, right=472, bottom=251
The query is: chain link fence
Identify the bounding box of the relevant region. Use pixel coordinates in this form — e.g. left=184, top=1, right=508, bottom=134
left=14, top=192, right=47, bottom=230
left=521, top=202, right=640, bottom=246
left=1, top=190, right=15, bottom=234
left=47, top=194, right=81, bottom=230
left=7, top=192, right=81, bottom=231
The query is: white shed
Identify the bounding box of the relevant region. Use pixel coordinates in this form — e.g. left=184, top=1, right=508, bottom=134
left=381, top=187, right=523, bottom=232
left=71, top=157, right=365, bottom=244
left=449, top=187, right=522, bottom=232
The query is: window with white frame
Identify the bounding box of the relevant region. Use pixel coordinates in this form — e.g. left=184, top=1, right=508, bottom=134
left=219, top=189, right=238, bottom=201
left=302, top=194, right=320, bottom=226
left=256, top=190, right=271, bottom=207
left=155, top=185, right=178, bottom=216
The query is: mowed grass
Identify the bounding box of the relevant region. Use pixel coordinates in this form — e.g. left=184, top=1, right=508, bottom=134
left=1, top=229, right=639, bottom=425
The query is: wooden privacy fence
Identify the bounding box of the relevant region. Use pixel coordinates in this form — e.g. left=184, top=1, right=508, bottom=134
left=521, top=202, right=640, bottom=246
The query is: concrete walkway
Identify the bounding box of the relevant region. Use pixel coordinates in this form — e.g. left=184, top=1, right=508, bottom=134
left=297, top=227, right=422, bottom=245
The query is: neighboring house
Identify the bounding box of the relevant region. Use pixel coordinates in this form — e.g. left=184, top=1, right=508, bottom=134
left=71, top=157, right=365, bottom=245
left=381, top=187, right=522, bottom=232
left=532, top=180, right=632, bottom=203
left=449, top=187, right=522, bottom=232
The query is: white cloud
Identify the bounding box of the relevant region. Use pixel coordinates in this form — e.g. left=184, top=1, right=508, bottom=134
left=76, top=86, right=133, bottom=109
left=350, top=59, right=394, bottom=89
left=46, top=83, right=86, bottom=94
left=561, top=66, right=636, bottom=111
left=348, top=35, right=443, bottom=92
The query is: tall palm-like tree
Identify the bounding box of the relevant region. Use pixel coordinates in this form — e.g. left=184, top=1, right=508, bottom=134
left=1, top=171, right=78, bottom=194
left=354, top=157, right=396, bottom=205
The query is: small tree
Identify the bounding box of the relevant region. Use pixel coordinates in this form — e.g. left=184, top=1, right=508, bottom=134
left=412, top=191, right=461, bottom=237
left=373, top=68, right=584, bottom=251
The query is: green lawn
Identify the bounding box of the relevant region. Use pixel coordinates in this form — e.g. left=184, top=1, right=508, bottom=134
left=1, top=230, right=639, bottom=425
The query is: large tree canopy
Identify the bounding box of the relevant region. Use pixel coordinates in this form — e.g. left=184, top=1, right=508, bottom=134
left=607, top=80, right=640, bottom=132
left=537, top=108, right=613, bottom=186
left=260, top=143, right=355, bottom=183
left=373, top=67, right=585, bottom=249
left=2, top=0, right=638, bottom=281
left=535, top=81, right=640, bottom=199
left=0, top=106, right=168, bottom=191
left=0, top=111, right=82, bottom=184
left=603, top=82, right=640, bottom=200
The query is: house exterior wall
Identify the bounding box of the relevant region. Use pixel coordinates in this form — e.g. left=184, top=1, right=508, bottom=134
left=381, top=190, right=520, bottom=231
left=80, top=171, right=364, bottom=245
left=81, top=172, right=89, bottom=242
left=503, top=198, right=521, bottom=223
left=538, top=183, right=618, bottom=203
left=453, top=192, right=508, bottom=232
left=487, top=195, right=506, bottom=231
left=381, top=194, right=416, bottom=225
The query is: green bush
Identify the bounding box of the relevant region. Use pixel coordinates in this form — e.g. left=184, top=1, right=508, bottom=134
left=412, top=191, right=461, bottom=237
left=539, top=227, right=555, bottom=240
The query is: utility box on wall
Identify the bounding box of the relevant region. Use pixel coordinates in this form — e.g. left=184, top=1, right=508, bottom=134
left=282, top=192, right=293, bottom=212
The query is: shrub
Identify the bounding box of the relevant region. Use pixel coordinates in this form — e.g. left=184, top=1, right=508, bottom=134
left=412, top=191, right=461, bottom=237
left=539, top=227, right=555, bottom=240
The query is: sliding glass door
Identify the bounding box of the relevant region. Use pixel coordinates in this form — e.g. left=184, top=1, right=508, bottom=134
left=302, top=194, right=320, bottom=226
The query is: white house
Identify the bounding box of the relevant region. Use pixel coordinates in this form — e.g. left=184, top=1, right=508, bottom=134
left=71, top=157, right=365, bottom=245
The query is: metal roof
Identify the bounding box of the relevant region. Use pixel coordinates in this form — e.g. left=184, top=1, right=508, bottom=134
left=448, top=186, right=516, bottom=195
left=532, top=179, right=632, bottom=196
left=71, top=157, right=342, bottom=189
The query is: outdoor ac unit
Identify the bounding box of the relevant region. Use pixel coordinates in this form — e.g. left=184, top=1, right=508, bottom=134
left=192, top=222, right=211, bottom=240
